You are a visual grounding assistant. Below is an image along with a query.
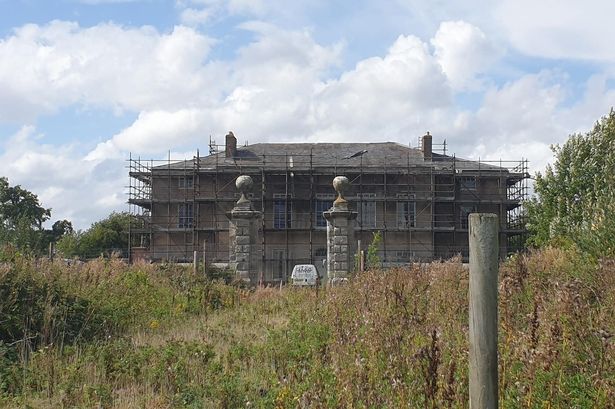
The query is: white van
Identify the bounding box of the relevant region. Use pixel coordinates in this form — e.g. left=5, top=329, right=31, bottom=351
left=291, top=264, right=319, bottom=286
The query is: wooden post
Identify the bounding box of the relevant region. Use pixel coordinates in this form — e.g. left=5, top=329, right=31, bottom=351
left=469, top=213, right=499, bottom=409
left=203, top=240, right=207, bottom=275
left=360, top=250, right=365, bottom=272
left=357, top=239, right=361, bottom=271
left=193, top=250, right=198, bottom=274
left=48, top=242, right=53, bottom=260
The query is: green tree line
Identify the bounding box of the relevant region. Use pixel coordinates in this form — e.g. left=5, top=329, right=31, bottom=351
left=0, top=177, right=138, bottom=259
left=56, top=212, right=139, bottom=258
left=527, top=109, right=615, bottom=258
left=0, top=177, right=72, bottom=255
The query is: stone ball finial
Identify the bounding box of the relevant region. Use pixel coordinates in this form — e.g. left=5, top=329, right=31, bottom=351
left=236, top=175, right=253, bottom=192
left=236, top=175, right=253, bottom=205
left=333, top=175, right=350, bottom=206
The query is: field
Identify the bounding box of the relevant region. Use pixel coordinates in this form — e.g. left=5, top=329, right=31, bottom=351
left=0, top=247, right=613, bottom=408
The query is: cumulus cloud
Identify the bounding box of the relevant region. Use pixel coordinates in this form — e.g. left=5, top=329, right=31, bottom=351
left=90, top=19, right=613, bottom=170
left=471, top=72, right=565, bottom=143
left=0, top=21, right=216, bottom=122
left=0, top=126, right=124, bottom=228
left=449, top=72, right=568, bottom=171
left=448, top=70, right=615, bottom=173
left=86, top=108, right=213, bottom=161
left=431, top=21, right=500, bottom=90
left=89, top=27, right=454, bottom=158
left=311, top=34, right=452, bottom=141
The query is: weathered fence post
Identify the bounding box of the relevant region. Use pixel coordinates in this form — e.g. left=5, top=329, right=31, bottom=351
left=193, top=250, right=198, bottom=274
left=203, top=240, right=207, bottom=275
left=469, top=213, right=499, bottom=409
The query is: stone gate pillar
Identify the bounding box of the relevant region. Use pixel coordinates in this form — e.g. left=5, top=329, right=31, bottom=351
left=324, top=176, right=357, bottom=285
left=227, top=175, right=262, bottom=284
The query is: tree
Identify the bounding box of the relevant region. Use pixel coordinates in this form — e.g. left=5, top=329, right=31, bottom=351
left=57, top=212, right=138, bottom=259
left=0, top=178, right=74, bottom=255
left=0, top=177, right=50, bottom=230
left=527, top=109, right=615, bottom=257
left=50, top=220, right=73, bottom=241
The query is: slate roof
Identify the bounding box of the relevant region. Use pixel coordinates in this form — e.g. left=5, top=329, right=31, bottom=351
left=154, top=142, right=507, bottom=173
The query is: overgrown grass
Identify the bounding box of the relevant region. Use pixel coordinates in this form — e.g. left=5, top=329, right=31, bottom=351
left=0, top=248, right=613, bottom=408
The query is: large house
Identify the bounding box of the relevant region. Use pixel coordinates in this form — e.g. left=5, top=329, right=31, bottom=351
left=128, top=132, right=528, bottom=281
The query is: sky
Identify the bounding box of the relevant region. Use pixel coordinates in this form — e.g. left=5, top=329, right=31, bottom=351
left=1, top=0, right=614, bottom=229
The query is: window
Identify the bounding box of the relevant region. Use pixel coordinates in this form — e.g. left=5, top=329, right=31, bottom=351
left=178, top=176, right=194, bottom=189
left=178, top=203, right=193, bottom=228
left=315, top=194, right=334, bottom=227
left=273, top=194, right=292, bottom=229
left=359, top=193, right=376, bottom=229
left=396, top=251, right=414, bottom=262
left=272, top=249, right=286, bottom=280
left=459, top=176, right=477, bottom=190
left=460, top=205, right=476, bottom=229
left=396, top=194, right=416, bottom=229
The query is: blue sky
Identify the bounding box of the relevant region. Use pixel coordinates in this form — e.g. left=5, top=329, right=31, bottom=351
left=0, top=0, right=614, bottom=229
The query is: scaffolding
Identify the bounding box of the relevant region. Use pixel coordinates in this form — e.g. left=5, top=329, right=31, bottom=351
left=127, top=140, right=529, bottom=282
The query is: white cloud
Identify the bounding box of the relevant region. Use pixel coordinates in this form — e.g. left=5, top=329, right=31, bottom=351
left=310, top=34, right=452, bottom=141
left=176, top=0, right=264, bottom=27
left=557, top=74, right=615, bottom=131
left=431, top=21, right=500, bottom=90
left=445, top=71, right=567, bottom=172
left=86, top=21, right=345, bottom=157
left=472, top=72, right=566, bottom=143
left=225, top=0, right=266, bottom=16
left=91, top=27, right=453, bottom=157
left=0, top=21, right=216, bottom=122
left=496, top=0, right=615, bottom=62
left=179, top=7, right=215, bottom=25
left=0, top=126, right=124, bottom=229
left=448, top=70, right=615, bottom=173
left=86, top=108, right=212, bottom=161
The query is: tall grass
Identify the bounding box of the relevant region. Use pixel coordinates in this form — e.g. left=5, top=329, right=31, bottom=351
left=0, top=247, right=613, bottom=408
left=284, top=248, right=614, bottom=407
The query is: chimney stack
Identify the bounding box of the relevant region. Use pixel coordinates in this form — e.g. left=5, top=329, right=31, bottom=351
left=422, top=131, right=432, bottom=161
left=225, top=131, right=237, bottom=158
